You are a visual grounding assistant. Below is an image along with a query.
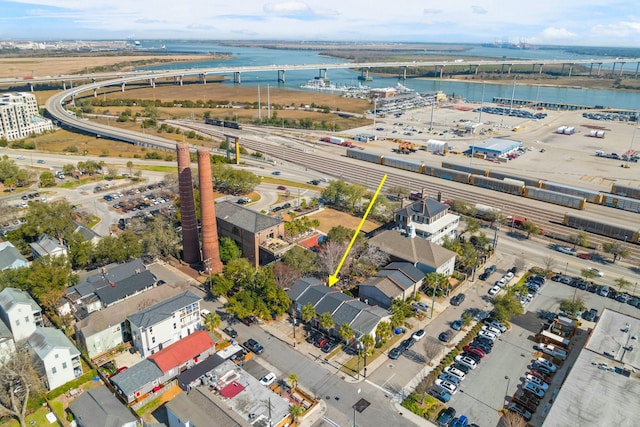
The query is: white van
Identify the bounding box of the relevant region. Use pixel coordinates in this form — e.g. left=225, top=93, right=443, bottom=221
left=200, top=309, right=211, bottom=318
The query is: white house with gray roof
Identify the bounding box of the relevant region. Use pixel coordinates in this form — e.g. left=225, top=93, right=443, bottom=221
left=0, top=287, right=43, bottom=341
left=30, top=234, right=67, bottom=259
left=0, top=241, right=28, bottom=270
left=393, top=197, right=459, bottom=244
left=69, top=386, right=137, bottom=427
left=0, top=320, right=15, bottom=365
left=28, top=327, right=82, bottom=390
left=127, top=290, right=202, bottom=357
left=359, top=262, right=425, bottom=309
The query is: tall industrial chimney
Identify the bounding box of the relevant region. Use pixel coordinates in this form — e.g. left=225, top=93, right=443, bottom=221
left=176, top=143, right=200, bottom=264
left=197, top=149, right=223, bottom=274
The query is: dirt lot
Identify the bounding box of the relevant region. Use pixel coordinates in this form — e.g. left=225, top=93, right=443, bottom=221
left=307, top=208, right=380, bottom=234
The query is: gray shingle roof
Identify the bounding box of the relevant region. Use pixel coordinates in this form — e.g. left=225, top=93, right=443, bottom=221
left=27, top=327, right=79, bottom=360
left=0, top=242, right=28, bottom=270
left=30, top=234, right=66, bottom=257
left=0, top=320, right=12, bottom=340
left=375, top=270, right=413, bottom=291
left=72, top=220, right=102, bottom=242
left=85, top=259, right=147, bottom=284
left=94, top=270, right=156, bottom=306
left=110, top=359, right=163, bottom=397
left=332, top=299, right=368, bottom=327
left=314, top=292, right=353, bottom=316
left=286, top=277, right=324, bottom=301
left=383, top=262, right=425, bottom=282
left=369, top=230, right=456, bottom=267
left=127, top=291, right=201, bottom=329
left=215, top=200, right=282, bottom=233
left=396, top=198, right=449, bottom=219
left=69, top=386, right=137, bottom=427
left=295, top=285, right=336, bottom=309
left=350, top=307, right=386, bottom=336
left=0, top=287, right=40, bottom=313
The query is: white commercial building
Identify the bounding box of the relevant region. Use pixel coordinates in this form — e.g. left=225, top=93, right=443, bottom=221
left=0, top=92, right=53, bottom=141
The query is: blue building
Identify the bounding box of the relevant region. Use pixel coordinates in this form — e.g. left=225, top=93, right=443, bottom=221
left=468, top=138, right=522, bottom=159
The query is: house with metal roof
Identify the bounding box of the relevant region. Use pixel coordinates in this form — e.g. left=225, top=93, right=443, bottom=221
left=369, top=230, right=456, bottom=276
left=215, top=200, right=288, bottom=268
left=359, top=262, right=425, bottom=309
left=71, top=220, right=102, bottom=245
left=110, top=359, right=163, bottom=404
left=0, top=241, right=28, bottom=270
left=75, top=282, right=189, bottom=359
left=0, top=287, right=43, bottom=341
left=0, top=320, right=15, bottom=365
left=28, top=327, right=82, bottom=390
left=68, top=386, right=137, bottom=427
left=468, top=137, right=522, bottom=159
left=127, top=290, right=202, bottom=357
left=393, top=197, right=459, bottom=244
left=29, top=234, right=67, bottom=259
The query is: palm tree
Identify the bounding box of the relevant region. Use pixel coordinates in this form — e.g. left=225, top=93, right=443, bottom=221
left=319, top=312, right=334, bottom=332
left=301, top=302, right=317, bottom=324
left=203, top=312, right=221, bottom=333
left=339, top=323, right=355, bottom=346
left=287, top=373, right=298, bottom=390
left=360, top=334, right=375, bottom=371
left=375, top=321, right=392, bottom=347
left=289, top=404, right=304, bottom=422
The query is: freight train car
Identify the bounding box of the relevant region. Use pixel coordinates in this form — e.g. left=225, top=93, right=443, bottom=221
left=563, top=213, right=640, bottom=243
left=601, top=194, right=640, bottom=213
left=423, top=166, right=471, bottom=183
left=538, top=182, right=605, bottom=204
left=611, top=183, right=640, bottom=200
left=469, top=175, right=524, bottom=195
left=441, top=162, right=489, bottom=177
left=487, top=170, right=541, bottom=187
left=523, top=187, right=587, bottom=210
left=204, top=118, right=241, bottom=129
left=383, top=156, right=424, bottom=173
left=346, top=148, right=383, bottom=164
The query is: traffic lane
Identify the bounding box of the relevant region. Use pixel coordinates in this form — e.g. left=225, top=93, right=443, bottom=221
left=447, top=324, right=536, bottom=427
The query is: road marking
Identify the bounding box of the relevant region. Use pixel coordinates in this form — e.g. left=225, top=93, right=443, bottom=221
left=321, top=416, right=341, bottom=427
left=380, top=373, right=395, bottom=388
left=369, top=377, right=395, bottom=396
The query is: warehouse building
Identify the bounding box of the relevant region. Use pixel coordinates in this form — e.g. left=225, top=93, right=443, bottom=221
left=467, top=138, right=522, bottom=159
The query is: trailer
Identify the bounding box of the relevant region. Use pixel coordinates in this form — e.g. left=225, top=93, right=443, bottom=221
left=538, top=181, right=604, bottom=204
left=470, top=175, right=524, bottom=195
left=329, top=136, right=345, bottom=144
left=523, top=187, right=586, bottom=210
left=588, top=130, right=606, bottom=138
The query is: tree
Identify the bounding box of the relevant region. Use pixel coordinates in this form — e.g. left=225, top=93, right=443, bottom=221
left=463, top=217, right=481, bottom=235
left=289, top=404, right=304, bottom=422
left=492, top=293, right=524, bottom=322
left=321, top=179, right=350, bottom=206
left=387, top=185, right=410, bottom=200
left=281, top=245, right=318, bottom=274
left=218, top=236, right=242, bottom=263
left=339, top=323, right=355, bottom=345
left=390, top=299, right=413, bottom=328
left=520, top=220, right=541, bottom=239
left=272, top=262, right=301, bottom=289
left=542, top=255, right=557, bottom=273
left=360, top=334, right=375, bottom=357
left=326, top=225, right=357, bottom=245
left=0, top=343, right=44, bottom=427
left=319, top=312, right=334, bottom=331
left=602, top=242, right=630, bottom=263
left=317, top=239, right=349, bottom=280
left=376, top=321, right=392, bottom=345
left=287, top=373, right=298, bottom=390
left=39, top=171, right=56, bottom=187
left=568, top=231, right=588, bottom=249
left=614, top=277, right=632, bottom=292
left=301, top=302, right=317, bottom=324
left=139, top=216, right=181, bottom=259
left=209, top=274, right=234, bottom=297
left=126, top=160, right=134, bottom=176
left=22, top=199, right=75, bottom=242
left=560, top=297, right=586, bottom=316
left=498, top=411, right=528, bottom=427
left=203, top=312, right=221, bottom=332
left=461, top=312, right=473, bottom=327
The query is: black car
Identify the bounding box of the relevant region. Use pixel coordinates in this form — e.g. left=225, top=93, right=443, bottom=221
left=450, top=293, right=466, bottom=306
left=400, top=338, right=416, bottom=351
left=244, top=338, right=264, bottom=354
left=462, top=352, right=481, bottom=364
left=321, top=340, right=338, bottom=353
left=239, top=316, right=257, bottom=326
left=453, top=363, right=471, bottom=374
left=486, top=265, right=497, bottom=274
left=437, top=407, right=457, bottom=426
left=478, top=272, right=489, bottom=281
left=223, top=326, right=238, bottom=339
left=438, top=331, right=452, bottom=343
left=582, top=308, right=598, bottom=322
left=470, top=342, right=492, bottom=354
left=474, top=336, right=494, bottom=347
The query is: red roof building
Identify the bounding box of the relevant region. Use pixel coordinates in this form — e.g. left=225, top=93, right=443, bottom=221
left=148, top=330, right=214, bottom=373
left=219, top=381, right=245, bottom=399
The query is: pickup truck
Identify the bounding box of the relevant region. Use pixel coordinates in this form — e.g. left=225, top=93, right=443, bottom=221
left=513, top=391, right=539, bottom=413
left=536, top=343, right=568, bottom=361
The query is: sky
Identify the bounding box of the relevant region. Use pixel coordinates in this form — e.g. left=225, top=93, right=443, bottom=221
left=1, top=0, right=640, bottom=47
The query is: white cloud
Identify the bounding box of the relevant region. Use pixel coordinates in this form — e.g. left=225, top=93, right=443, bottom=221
left=537, top=27, right=579, bottom=42
left=263, top=1, right=312, bottom=15
left=471, top=6, right=487, bottom=15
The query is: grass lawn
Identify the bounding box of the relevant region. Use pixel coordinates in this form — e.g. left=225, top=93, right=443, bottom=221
left=5, top=406, right=62, bottom=427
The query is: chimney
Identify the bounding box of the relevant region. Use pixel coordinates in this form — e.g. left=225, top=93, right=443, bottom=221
left=198, top=149, right=223, bottom=274
left=176, top=143, right=201, bottom=264
left=437, top=191, right=442, bottom=202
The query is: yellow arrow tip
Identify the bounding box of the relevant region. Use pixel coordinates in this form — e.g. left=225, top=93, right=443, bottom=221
left=327, top=275, right=339, bottom=287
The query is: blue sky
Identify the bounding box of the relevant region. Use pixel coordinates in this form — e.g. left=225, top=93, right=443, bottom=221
left=1, top=0, right=640, bottom=46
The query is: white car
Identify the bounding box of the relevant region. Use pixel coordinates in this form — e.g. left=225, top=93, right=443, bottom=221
left=535, top=357, right=557, bottom=372
left=478, top=330, right=498, bottom=342
left=555, top=246, right=577, bottom=256
left=481, top=325, right=502, bottom=336
left=495, top=278, right=507, bottom=287
left=525, top=374, right=550, bottom=390
left=454, top=355, right=478, bottom=370
left=444, top=366, right=466, bottom=381
left=435, top=378, right=458, bottom=394
left=504, top=272, right=515, bottom=281
left=259, top=372, right=276, bottom=386
left=200, top=309, right=211, bottom=318
left=484, top=320, right=507, bottom=333
left=488, top=285, right=501, bottom=296
left=587, top=267, right=604, bottom=277
left=523, top=382, right=545, bottom=397
left=412, top=329, right=426, bottom=341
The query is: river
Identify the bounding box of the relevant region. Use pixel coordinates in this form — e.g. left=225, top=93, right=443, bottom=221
left=136, top=41, right=640, bottom=111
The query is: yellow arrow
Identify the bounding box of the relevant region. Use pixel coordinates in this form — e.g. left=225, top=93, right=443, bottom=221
left=328, top=174, right=387, bottom=287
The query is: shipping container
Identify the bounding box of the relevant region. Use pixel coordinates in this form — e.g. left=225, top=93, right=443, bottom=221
left=423, top=166, right=470, bottom=183
left=563, top=213, right=640, bottom=243
left=329, top=136, right=345, bottom=144
left=523, top=187, right=586, bottom=210
left=538, top=181, right=604, bottom=204
left=610, top=183, right=640, bottom=200
left=470, top=175, right=524, bottom=195
left=588, top=130, right=605, bottom=138
left=346, top=149, right=382, bottom=164
left=487, top=170, right=541, bottom=187
left=601, top=194, right=640, bottom=213
left=441, top=162, right=488, bottom=176
left=383, top=156, right=424, bottom=173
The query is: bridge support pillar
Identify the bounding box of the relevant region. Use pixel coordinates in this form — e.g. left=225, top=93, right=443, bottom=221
left=62, top=81, right=66, bottom=90
left=539, top=64, right=543, bottom=74
left=439, top=66, right=444, bottom=79
left=611, top=63, right=616, bottom=76
left=200, top=74, right=206, bottom=84
left=179, top=75, right=183, bottom=86
left=507, top=65, right=512, bottom=75
left=596, top=63, right=602, bottom=76
left=29, top=83, right=34, bottom=92
left=561, top=63, right=565, bottom=75
left=319, top=68, right=328, bottom=80
left=121, top=83, right=126, bottom=92
left=150, top=78, right=156, bottom=88
left=500, top=63, right=505, bottom=74
left=568, top=64, right=573, bottom=77
left=589, top=63, right=594, bottom=75
left=619, top=62, right=625, bottom=76
left=474, top=65, right=479, bottom=75
left=233, top=72, right=241, bottom=84
left=278, top=69, right=285, bottom=83
left=71, top=95, right=75, bottom=107
left=94, top=89, right=97, bottom=97
left=635, top=62, right=639, bottom=78
left=400, top=66, right=407, bottom=80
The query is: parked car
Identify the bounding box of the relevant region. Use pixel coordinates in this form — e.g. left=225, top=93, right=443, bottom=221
left=451, top=320, right=463, bottom=331
left=531, top=362, right=555, bottom=376
left=444, top=366, right=466, bottom=381
left=478, top=330, right=498, bottom=341
left=239, top=316, right=257, bottom=326
left=414, top=302, right=430, bottom=312
left=389, top=347, right=402, bottom=360
left=321, top=340, right=338, bottom=353
left=481, top=325, right=502, bottom=336
left=259, top=372, right=276, bottom=386
left=452, top=415, right=469, bottom=427
left=536, top=343, right=568, bottom=360
left=508, top=403, right=533, bottom=421
left=223, top=326, right=238, bottom=339
left=534, top=357, right=557, bottom=372
left=484, top=319, right=507, bottom=333
left=244, top=338, right=264, bottom=354
left=431, top=387, right=452, bottom=403
left=469, top=341, right=492, bottom=354
left=438, top=373, right=462, bottom=385
left=315, top=336, right=330, bottom=348
left=412, top=329, right=426, bottom=341
left=523, top=382, right=545, bottom=398
left=437, top=407, right=457, bottom=426
left=488, top=285, right=501, bottom=296
left=454, top=355, right=478, bottom=370
left=450, top=293, right=466, bottom=306
left=463, top=346, right=485, bottom=358
left=439, top=331, right=452, bottom=343
left=525, top=374, right=550, bottom=390
left=435, top=379, right=458, bottom=395
left=200, top=309, right=211, bottom=318
left=555, top=245, right=577, bottom=256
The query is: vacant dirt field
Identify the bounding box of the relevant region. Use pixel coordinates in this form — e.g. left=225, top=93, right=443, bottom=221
left=307, top=208, right=380, bottom=234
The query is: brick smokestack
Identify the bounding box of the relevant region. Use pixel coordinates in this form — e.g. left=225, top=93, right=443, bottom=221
left=176, top=143, right=200, bottom=264
left=197, top=149, right=223, bottom=273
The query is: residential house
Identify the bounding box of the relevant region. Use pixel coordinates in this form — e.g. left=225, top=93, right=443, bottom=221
left=30, top=234, right=67, bottom=259
left=28, top=327, right=82, bottom=391
left=369, top=230, right=457, bottom=276
left=0, top=287, right=43, bottom=341
left=359, top=262, right=425, bottom=309
left=68, top=386, right=137, bottom=427
left=215, top=200, right=289, bottom=268
left=75, top=282, right=189, bottom=359
left=0, top=320, right=15, bottom=365
left=393, top=197, right=459, bottom=244
left=111, top=330, right=215, bottom=404
left=166, top=387, right=249, bottom=427
left=71, top=220, right=102, bottom=245
left=127, top=290, right=202, bottom=357
left=0, top=241, right=29, bottom=270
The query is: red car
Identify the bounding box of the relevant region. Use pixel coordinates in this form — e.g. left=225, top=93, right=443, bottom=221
left=463, top=347, right=485, bottom=359
left=315, top=337, right=329, bottom=348
left=577, top=253, right=592, bottom=260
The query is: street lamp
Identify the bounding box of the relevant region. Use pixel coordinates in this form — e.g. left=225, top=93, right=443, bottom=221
left=504, top=376, right=510, bottom=406
left=292, top=310, right=298, bottom=347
